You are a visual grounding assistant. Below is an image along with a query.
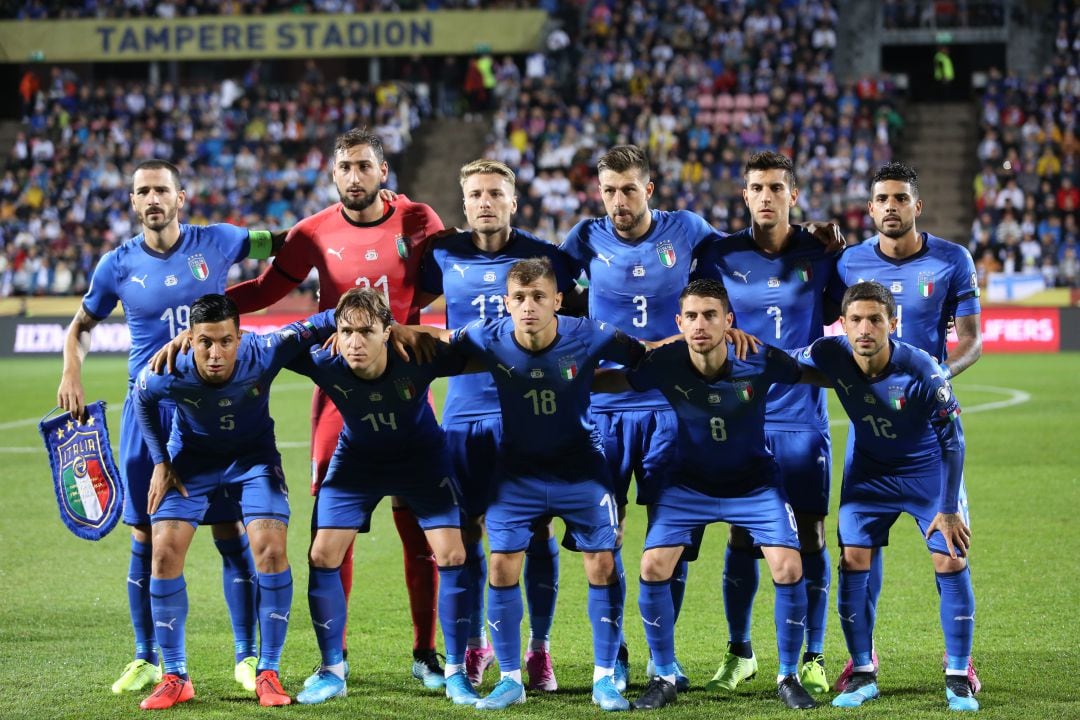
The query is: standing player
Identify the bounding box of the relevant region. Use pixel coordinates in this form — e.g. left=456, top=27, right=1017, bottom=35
left=131, top=294, right=337, bottom=709
left=226, top=128, right=448, bottom=687
left=288, top=288, right=477, bottom=706
left=56, top=160, right=283, bottom=695
left=560, top=145, right=722, bottom=690
left=419, top=159, right=574, bottom=691
left=593, top=279, right=822, bottom=711
left=799, top=282, right=978, bottom=712
left=693, top=151, right=841, bottom=694
left=831, top=162, right=982, bottom=693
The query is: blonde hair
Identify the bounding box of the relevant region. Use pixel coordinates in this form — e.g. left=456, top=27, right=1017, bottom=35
left=459, top=159, right=517, bottom=189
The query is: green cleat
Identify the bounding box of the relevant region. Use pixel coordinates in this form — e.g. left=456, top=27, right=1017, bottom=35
left=111, top=658, right=162, bottom=694
left=798, top=655, right=830, bottom=694
left=235, top=656, right=257, bottom=692
left=705, top=652, right=758, bottom=692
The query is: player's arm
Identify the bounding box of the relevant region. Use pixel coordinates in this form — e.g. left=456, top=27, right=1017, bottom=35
left=131, top=370, right=187, bottom=514
left=592, top=368, right=632, bottom=394
left=803, top=220, right=847, bottom=254
left=227, top=223, right=316, bottom=313
left=246, top=229, right=291, bottom=260
left=925, top=380, right=969, bottom=558
left=942, top=313, right=982, bottom=379
left=792, top=340, right=834, bottom=388
left=57, top=306, right=102, bottom=420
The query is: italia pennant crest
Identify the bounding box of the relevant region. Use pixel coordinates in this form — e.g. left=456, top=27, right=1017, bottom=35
left=39, top=402, right=124, bottom=541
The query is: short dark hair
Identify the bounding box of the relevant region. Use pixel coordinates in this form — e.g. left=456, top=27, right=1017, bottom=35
left=333, top=127, right=385, bottom=164
left=190, top=293, right=240, bottom=329
left=597, top=145, right=650, bottom=179
left=870, top=161, right=919, bottom=197
left=841, top=281, right=897, bottom=318
left=506, top=257, right=557, bottom=288
left=132, top=159, right=181, bottom=191
left=744, top=150, right=797, bottom=189
left=679, top=278, right=730, bottom=314
left=336, top=287, right=393, bottom=330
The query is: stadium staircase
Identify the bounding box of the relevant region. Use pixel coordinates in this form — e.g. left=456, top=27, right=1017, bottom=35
left=903, top=103, right=979, bottom=244
left=0, top=120, right=21, bottom=155
left=397, top=116, right=489, bottom=230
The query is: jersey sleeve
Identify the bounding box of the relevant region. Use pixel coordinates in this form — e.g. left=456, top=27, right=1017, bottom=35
left=419, top=246, right=445, bottom=296
left=949, top=247, right=981, bottom=317
left=559, top=222, right=592, bottom=275
left=625, top=351, right=661, bottom=392
left=450, top=318, right=490, bottom=355
left=549, top=247, right=577, bottom=293
left=131, top=366, right=173, bottom=464
left=593, top=320, right=646, bottom=368
left=209, top=223, right=252, bottom=264
left=828, top=251, right=852, bottom=305
left=925, top=373, right=965, bottom=513
left=80, top=249, right=120, bottom=320
left=260, top=309, right=338, bottom=370
left=429, top=340, right=470, bottom=378
left=227, top=221, right=313, bottom=312
left=266, top=221, right=316, bottom=285
left=681, top=210, right=725, bottom=251
left=762, top=344, right=803, bottom=385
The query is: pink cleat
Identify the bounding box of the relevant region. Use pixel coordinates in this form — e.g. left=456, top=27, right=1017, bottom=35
left=525, top=649, right=558, bottom=692
left=942, top=654, right=982, bottom=694
left=465, top=646, right=496, bottom=688
left=834, top=651, right=879, bottom=693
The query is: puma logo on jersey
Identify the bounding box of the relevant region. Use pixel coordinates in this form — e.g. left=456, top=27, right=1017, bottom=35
left=333, top=384, right=354, bottom=398
left=327, top=247, right=345, bottom=260
left=451, top=263, right=469, bottom=277
left=673, top=384, right=693, bottom=400
left=837, top=378, right=853, bottom=395
left=496, top=364, right=514, bottom=378
left=731, top=269, right=751, bottom=283
left=182, top=397, right=201, bottom=409
left=597, top=253, right=614, bottom=267
left=130, top=274, right=148, bottom=288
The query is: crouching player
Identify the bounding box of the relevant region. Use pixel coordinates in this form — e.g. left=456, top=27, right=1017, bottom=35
left=593, top=279, right=822, bottom=711
left=288, top=288, right=479, bottom=707
left=798, top=281, right=977, bottom=712
left=132, top=294, right=338, bottom=709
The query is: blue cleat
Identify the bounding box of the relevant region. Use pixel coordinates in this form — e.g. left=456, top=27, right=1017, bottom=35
left=412, top=650, right=447, bottom=690
left=646, top=656, right=690, bottom=693
left=476, top=676, right=526, bottom=710
left=296, top=669, right=346, bottom=705
left=945, top=675, right=979, bottom=712
left=613, top=658, right=630, bottom=693
left=592, top=675, right=631, bottom=711
left=303, top=660, right=349, bottom=688
left=445, top=670, right=481, bottom=705
left=832, top=672, right=879, bottom=708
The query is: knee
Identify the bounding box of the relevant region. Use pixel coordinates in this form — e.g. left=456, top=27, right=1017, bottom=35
left=771, top=552, right=803, bottom=585
left=435, top=545, right=466, bottom=568
left=308, top=541, right=341, bottom=570
left=584, top=552, right=616, bottom=585
left=839, top=547, right=872, bottom=572
left=639, top=552, right=674, bottom=583
left=152, top=542, right=185, bottom=577
left=933, top=554, right=967, bottom=574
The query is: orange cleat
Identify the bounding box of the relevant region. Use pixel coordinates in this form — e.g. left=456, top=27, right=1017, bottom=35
left=256, top=670, right=292, bottom=707
left=139, top=674, right=194, bottom=710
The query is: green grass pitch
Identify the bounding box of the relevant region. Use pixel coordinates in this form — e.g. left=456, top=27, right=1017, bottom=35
left=0, top=354, right=1077, bottom=719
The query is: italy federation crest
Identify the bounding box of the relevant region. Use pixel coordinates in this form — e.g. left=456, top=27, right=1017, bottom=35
left=796, top=260, right=813, bottom=283
left=918, top=272, right=935, bottom=298
left=734, top=380, right=754, bottom=402
left=559, top=356, right=578, bottom=381
left=395, top=234, right=410, bottom=259
left=188, top=253, right=210, bottom=281
left=656, top=240, right=677, bottom=268
left=888, top=385, right=907, bottom=411
left=38, top=401, right=123, bottom=541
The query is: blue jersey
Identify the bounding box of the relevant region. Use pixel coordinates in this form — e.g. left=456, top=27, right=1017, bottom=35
left=420, top=228, right=574, bottom=424
left=82, top=223, right=252, bottom=381
left=627, top=342, right=802, bottom=496
left=799, top=336, right=965, bottom=509
left=132, top=311, right=336, bottom=464
left=562, top=209, right=721, bottom=412
left=834, top=233, right=980, bottom=362
left=451, top=316, right=645, bottom=473
left=693, top=225, right=839, bottom=430
left=289, top=342, right=467, bottom=467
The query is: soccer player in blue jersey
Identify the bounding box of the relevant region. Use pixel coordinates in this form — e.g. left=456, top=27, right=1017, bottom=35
left=798, top=282, right=978, bottom=712
left=131, top=294, right=337, bottom=709
left=592, top=279, right=822, bottom=711
left=286, top=288, right=478, bottom=707
left=56, top=160, right=284, bottom=696
left=693, top=151, right=842, bottom=695
left=419, top=159, right=575, bottom=691
left=832, top=162, right=983, bottom=693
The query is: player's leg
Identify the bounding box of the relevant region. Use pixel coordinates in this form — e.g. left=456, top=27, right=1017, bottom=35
left=391, top=498, right=442, bottom=687
left=423, top=525, right=480, bottom=705
left=245, top=516, right=292, bottom=706
left=707, top=524, right=761, bottom=691
left=206, top=507, right=257, bottom=691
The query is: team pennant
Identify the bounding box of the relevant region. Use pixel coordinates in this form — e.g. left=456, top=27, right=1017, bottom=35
left=38, top=402, right=124, bottom=541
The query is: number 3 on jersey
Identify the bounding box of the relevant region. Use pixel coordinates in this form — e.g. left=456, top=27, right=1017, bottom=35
left=632, top=295, right=648, bottom=328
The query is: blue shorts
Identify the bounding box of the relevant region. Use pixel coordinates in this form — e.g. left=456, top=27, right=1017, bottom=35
left=152, top=447, right=289, bottom=527
left=445, top=417, right=501, bottom=519
left=766, top=426, right=831, bottom=516
left=645, top=483, right=800, bottom=551
left=313, top=445, right=462, bottom=533
left=838, top=468, right=968, bottom=557
left=486, top=457, right=618, bottom=554
left=121, top=395, right=243, bottom=526
left=593, top=408, right=677, bottom=506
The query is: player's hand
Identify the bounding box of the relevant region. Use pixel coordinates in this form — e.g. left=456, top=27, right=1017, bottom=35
left=926, top=511, right=970, bottom=559
left=57, top=373, right=87, bottom=422
left=322, top=332, right=340, bottom=356
left=147, top=462, right=187, bottom=516
left=804, top=221, right=847, bottom=254
left=150, top=330, right=192, bottom=374
left=725, top=328, right=762, bottom=359
left=378, top=188, right=398, bottom=203
left=389, top=324, right=436, bottom=363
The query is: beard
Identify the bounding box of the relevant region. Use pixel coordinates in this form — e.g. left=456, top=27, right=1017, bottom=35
left=339, top=186, right=379, bottom=213
left=876, top=216, right=914, bottom=239
left=141, top=206, right=176, bottom=231
left=610, top=206, right=648, bottom=234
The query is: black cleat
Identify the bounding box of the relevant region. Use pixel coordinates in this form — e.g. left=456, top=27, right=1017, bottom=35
left=777, top=674, right=818, bottom=709
left=633, top=676, right=677, bottom=710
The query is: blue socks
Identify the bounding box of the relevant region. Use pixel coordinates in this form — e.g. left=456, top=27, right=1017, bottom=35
left=588, top=581, right=624, bottom=670
left=214, top=535, right=258, bottom=663
left=774, top=578, right=807, bottom=677
left=438, top=564, right=471, bottom=666
left=487, top=583, right=524, bottom=672
left=802, top=547, right=831, bottom=655
left=723, top=545, right=759, bottom=646
left=938, top=566, right=975, bottom=669
left=638, top=578, right=675, bottom=668
left=670, top=559, right=689, bottom=623
left=308, top=566, right=346, bottom=667
left=150, top=575, right=188, bottom=678
left=524, top=535, right=559, bottom=648
left=465, top=541, right=487, bottom=647
left=257, top=568, right=292, bottom=673
left=867, top=548, right=884, bottom=614
left=838, top=568, right=875, bottom=668
left=128, top=538, right=157, bottom=665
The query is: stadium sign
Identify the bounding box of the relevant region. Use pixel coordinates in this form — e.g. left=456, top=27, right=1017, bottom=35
left=0, top=10, right=547, bottom=62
